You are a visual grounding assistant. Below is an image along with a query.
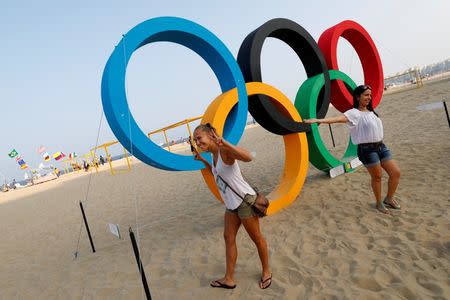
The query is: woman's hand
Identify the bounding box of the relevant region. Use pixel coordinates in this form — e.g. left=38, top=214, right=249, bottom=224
left=304, top=118, right=319, bottom=124
left=192, top=147, right=204, bottom=161
left=210, top=130, right=224, bottom=147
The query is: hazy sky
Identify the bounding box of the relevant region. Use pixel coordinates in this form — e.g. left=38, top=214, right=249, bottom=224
left=1, top=0, right=449, bottom=181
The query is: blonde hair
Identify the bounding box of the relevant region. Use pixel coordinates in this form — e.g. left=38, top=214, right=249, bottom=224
left=194, top=123, right=218, bottom=135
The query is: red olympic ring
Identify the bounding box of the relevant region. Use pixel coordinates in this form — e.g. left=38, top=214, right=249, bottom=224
left=318, top=20, right=384, bottom=112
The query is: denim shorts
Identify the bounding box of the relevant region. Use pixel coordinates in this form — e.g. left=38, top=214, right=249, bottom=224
left=357, top=142, right=392, bottom=167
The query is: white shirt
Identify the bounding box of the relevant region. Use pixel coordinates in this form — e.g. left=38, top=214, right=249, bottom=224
left=211, top=150, right=256, bottom=210
left=344, top=108, right=384, bottom=144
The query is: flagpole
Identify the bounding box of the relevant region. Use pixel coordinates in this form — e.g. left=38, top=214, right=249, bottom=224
left=0, top=170, right=6, bottom=184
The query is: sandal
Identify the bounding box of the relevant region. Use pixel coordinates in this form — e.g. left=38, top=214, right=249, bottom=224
left=259, top=274, right=272, bottom=289
left=383, top=196, right=401, bottom=209
left=210, top=280, right=236, bottom=289
left=376, top=202, right=390, bottom=214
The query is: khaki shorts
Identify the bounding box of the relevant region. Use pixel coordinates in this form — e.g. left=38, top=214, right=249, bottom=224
left=226, top=194, right=257, bottom=219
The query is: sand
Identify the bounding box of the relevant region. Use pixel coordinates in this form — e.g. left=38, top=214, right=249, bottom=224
left=0, top=79, right=449, bottom=299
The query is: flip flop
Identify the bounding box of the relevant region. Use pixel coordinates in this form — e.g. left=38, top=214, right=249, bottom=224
left=260, top=274, right=272, bottom=289
left=210, top=280, right=236, bottom=289
left=376, top=202, right=391, bottom=215
left=383, top=196, right=401, bottom=209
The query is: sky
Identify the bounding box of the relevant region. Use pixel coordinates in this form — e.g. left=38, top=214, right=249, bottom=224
left=1, top=0, right=449, bottom=181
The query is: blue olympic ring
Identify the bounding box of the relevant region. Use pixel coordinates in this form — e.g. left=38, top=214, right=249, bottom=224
left=101, top=17, right=248, bottom=171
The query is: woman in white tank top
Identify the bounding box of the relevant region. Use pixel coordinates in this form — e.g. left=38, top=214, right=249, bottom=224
left=193, top=123, right=272, bottom=290
left=305, top=85, right=401, bottom=215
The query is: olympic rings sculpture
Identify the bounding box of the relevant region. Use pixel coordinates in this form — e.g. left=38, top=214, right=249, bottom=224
left=101, top=16, right=384, bottom=215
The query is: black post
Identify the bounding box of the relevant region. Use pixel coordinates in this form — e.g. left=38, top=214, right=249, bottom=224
left=328, top=124, right=336, bottom=148
left=443, top=101, right=450, bottom=128
left=129, top=228, right=151, bottom=300
left=79, top=201, right=96, bottom=253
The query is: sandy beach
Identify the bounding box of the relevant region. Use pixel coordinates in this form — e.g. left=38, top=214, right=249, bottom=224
left=1, top=79, right=449, bottom=299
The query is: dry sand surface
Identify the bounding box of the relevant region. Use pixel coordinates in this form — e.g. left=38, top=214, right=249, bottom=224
left=1, top=79, right=449, bottom=299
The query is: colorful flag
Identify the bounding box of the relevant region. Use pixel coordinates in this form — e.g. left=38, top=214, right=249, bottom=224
left=68, top=152, right=77, bottom=160
left=37, top=145, right=46, bottom=154
left=43, top=152, right=51, bottom=162
left=17, top=158, right=28, bottom=169
left=8, top=149, right=18, bottom=158
left=15, top=155, right=22, bottom=162
left=53, top=152, right=66, bottom=161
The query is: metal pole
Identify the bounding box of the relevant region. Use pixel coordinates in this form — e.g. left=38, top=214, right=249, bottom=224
left=104, top=146, right=114, bottom=175
left=129, top=228, right=151, bottom=300
left=91, top=150, right=98, bottom=174
left=186, top=121, right=194, bottom=144
left=443, top=101, right=450, bottom=128
left=123, top=147, right=132, bottom=171
left=79, top=202, right=96, bottom=253
left=163, top=130, right=171, bottom=152
left=328, top=124, right=336, bottom=148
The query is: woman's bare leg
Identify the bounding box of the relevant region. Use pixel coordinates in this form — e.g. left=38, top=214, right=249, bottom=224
left=381, top=159, right=401, bottom=202
left=212, top=211, right=241, bottom=287
left=241, top=216, right=271, bottom=287
left=366, top=164, right=389, bottom=213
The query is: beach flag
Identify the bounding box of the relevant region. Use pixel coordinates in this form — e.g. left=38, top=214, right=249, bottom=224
left=43, top=152, right=51, bottom=162
left=37, top=145, right=46, bottom=154
left=68, top=152, right=77, bottom=160
left=8, top=149, right=18, bottom=158
left=53, top=152, right=66, bottom=161
left=17, top=158, right=28, bottom=169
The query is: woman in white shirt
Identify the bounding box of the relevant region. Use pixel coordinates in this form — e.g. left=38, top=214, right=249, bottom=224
left=305, top=85, right=401, bottom=214
left=192, top=123, right=272, bottom=290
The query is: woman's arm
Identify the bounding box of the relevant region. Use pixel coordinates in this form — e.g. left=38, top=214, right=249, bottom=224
left=210, top=130, right=253, bottom=162
left=304, top=114, right=348, bottom=124
left=221, top=140, right=253, bottom=162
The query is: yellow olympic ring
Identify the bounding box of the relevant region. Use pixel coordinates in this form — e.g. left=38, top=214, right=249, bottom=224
left=200, top=82, right=309, bottom=215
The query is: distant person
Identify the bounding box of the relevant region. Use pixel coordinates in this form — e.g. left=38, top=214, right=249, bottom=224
left=187, top=137, right=196, bottom=153
left=11, top=179, right=16, bottom=189
left=99, top=155, right=105, bottom=166
left=305, top=85, right=401, bottom=214
left=54, top=168, right=61, bottom=178
left=83, top=160, right=89, bottom=172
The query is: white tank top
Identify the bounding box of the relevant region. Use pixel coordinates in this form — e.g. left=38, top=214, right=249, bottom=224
left=211, top=150, right=256, bottom=210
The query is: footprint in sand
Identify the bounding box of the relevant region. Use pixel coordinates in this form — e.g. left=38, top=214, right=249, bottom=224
left=416, top=274, right=444, bottom=295
left=405, top=232, right=416, bottom=241
left=351, top=276, right=382, bottom=292
left=374, top=218, right=389, bottom=227
left=359, top=224, right=369, bottom=234
left=287, top=268, right=303, bottom=285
